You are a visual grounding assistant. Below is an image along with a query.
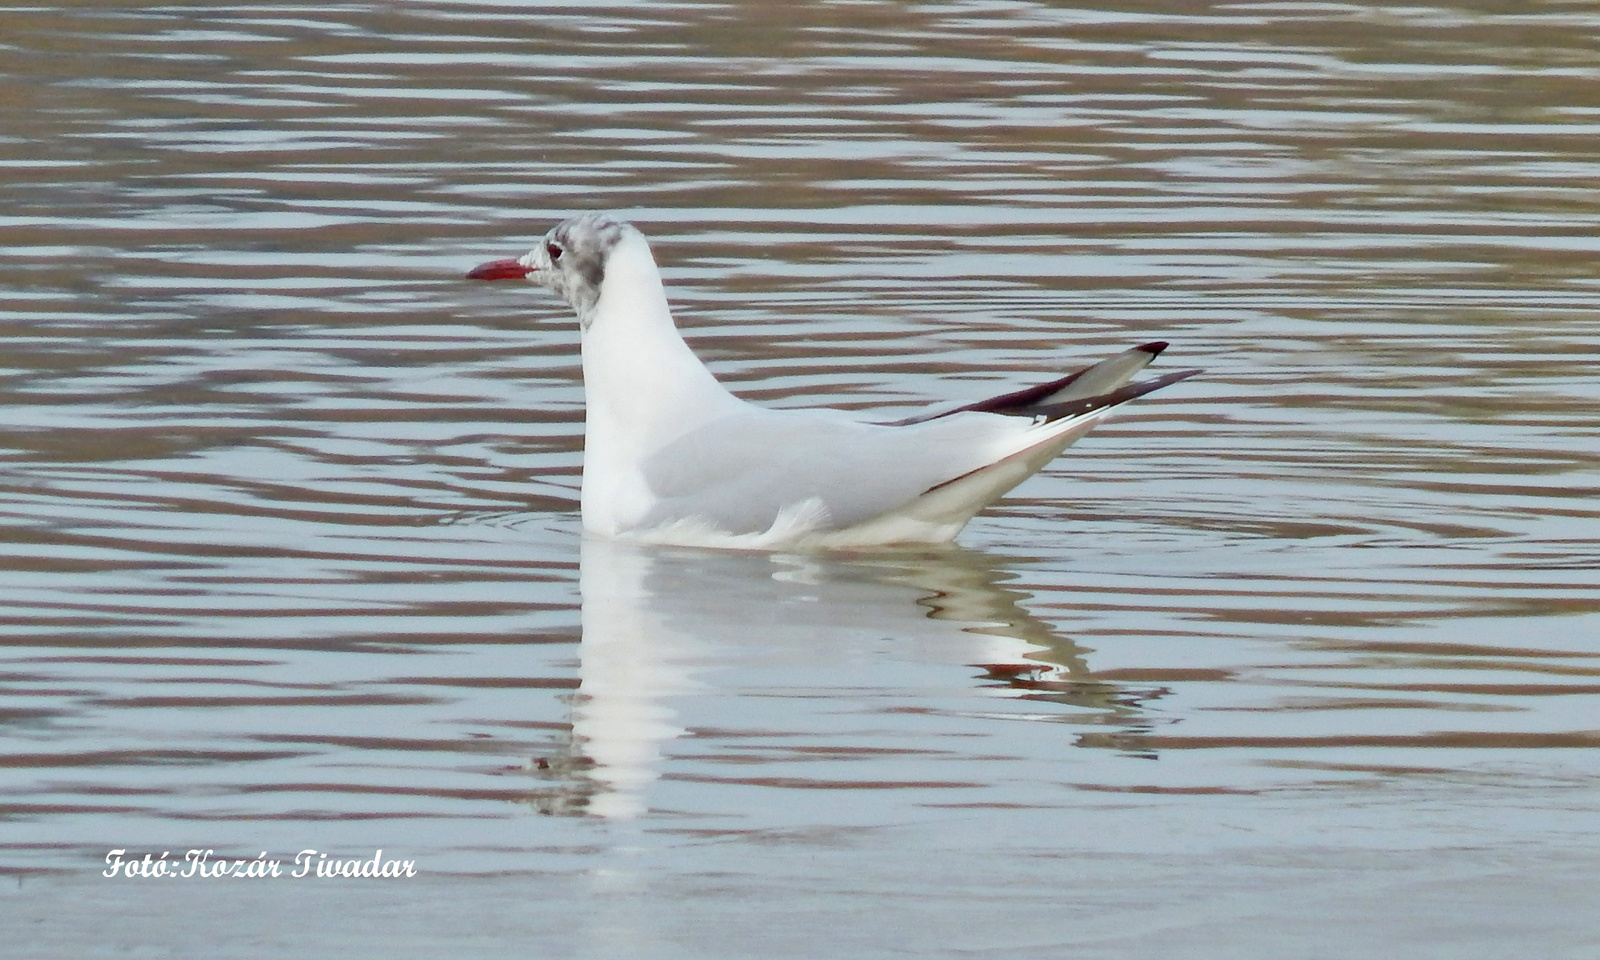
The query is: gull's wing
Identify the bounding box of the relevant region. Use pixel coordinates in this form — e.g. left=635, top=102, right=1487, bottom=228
left=883, top=341, right=1174, bottom=425
left=638, top=408, right=1032, bottom=535
left=635, top=354, right=1199, bottom=539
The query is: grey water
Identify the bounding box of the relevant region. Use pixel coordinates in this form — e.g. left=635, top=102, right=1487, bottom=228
left=2, top=2, right=1599, bottom=957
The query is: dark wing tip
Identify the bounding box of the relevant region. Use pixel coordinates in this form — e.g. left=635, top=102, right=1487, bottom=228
left=1026, top=367, right=1201, bottom=423
left=878, top=343, right=1188, bottom=427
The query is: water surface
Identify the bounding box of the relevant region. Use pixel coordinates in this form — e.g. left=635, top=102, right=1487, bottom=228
left=2, top=2, right=1599, bottom=957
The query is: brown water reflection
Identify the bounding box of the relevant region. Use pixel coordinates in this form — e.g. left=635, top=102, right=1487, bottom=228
left=3, top=0, right=1600, bottom=956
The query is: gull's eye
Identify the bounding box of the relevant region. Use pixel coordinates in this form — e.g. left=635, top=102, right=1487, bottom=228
left=546, top=241, right=563, bottom=261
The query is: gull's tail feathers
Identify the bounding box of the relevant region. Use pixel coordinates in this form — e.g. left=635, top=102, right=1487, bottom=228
left=829, top=361, right=1201, bottom=546
left=927, top=365, right=1199, bottom=500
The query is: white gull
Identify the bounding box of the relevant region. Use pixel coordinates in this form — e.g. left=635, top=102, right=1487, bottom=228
left=467, top=213, right=1197, bottom=550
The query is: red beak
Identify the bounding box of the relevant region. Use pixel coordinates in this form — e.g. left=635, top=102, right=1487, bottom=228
left=466, top=258, right=532, bottom=281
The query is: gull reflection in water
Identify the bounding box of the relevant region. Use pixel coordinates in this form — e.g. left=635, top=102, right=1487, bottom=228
left=536, top=536, right=1149, bottom=818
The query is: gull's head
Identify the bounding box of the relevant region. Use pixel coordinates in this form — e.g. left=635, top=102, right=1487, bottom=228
left=467, top=213, right=635, bottom=321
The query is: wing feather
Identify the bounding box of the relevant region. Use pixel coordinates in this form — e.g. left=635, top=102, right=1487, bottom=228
left=884, top=341, right=1170, bottom=426
left=636, top=364, right=1199, bottom=538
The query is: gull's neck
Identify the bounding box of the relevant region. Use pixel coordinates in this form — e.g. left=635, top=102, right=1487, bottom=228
left=578, top=232, right=743, bottom=463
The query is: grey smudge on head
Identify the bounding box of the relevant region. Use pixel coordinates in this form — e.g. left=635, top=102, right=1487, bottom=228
left=551, top=213, right=626, bottom=289
left=536, top=213, right=631, bottom=322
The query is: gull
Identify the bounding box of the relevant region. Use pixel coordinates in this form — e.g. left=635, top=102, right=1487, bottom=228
left=467, top=213, right=1197, bottom=550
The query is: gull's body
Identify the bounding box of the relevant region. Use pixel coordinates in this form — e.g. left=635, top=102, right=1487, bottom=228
left=468, top=214, right=1196, bottom=549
